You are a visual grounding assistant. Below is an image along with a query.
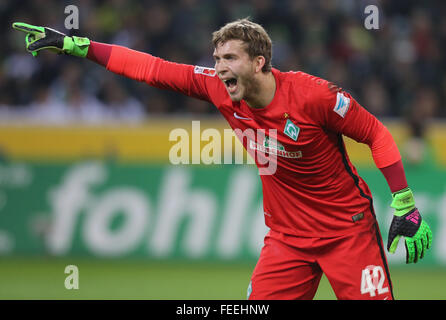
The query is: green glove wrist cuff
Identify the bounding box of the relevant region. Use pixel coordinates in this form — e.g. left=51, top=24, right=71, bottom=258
left=391, top=187, right=415, bottom=216
left=63, top=36, right=90, bottom=58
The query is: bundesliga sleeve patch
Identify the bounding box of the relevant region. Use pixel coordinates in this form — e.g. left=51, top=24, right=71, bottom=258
left=194, top=66, right=216, bottom=77
left=333, top=92, right=351, bottom=118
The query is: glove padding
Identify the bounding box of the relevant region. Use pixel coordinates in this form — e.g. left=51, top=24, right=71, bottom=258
left=387, top=188, right=433, bottom=263
left=12, top=22, right=90, bottom=58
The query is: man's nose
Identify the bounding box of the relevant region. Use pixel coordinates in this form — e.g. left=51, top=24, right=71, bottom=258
left=215, top=60, right=228, bottom=75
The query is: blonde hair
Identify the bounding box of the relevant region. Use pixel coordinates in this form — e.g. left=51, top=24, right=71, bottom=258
left=212, top=18, right=272, bottom=73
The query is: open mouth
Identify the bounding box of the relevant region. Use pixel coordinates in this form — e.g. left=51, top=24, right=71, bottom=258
left=223, top=78, right=238, bottom=94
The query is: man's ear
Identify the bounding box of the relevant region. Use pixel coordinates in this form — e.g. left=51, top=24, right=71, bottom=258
left=254, top=56, right=266, bottom=73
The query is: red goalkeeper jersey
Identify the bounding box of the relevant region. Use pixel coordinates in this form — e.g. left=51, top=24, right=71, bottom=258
left=106, top=46, right=401, bottom=237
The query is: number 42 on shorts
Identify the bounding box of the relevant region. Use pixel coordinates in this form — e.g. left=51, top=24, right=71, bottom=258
left=360, top=265, right=389, bottom=297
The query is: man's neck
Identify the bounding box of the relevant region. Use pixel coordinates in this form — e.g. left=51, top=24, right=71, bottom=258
left=245, top=71, right=276, bottom=109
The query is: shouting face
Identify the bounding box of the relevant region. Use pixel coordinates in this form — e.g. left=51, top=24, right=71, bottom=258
left=213, top=40, right=263, bottom=103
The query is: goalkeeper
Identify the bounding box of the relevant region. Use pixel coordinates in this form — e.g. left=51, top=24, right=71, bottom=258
left=12, top=21, right=433, bottom=300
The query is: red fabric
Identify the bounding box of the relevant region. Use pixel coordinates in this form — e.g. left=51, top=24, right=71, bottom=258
left=368, top=123, right=402, bottom=169
left=249, top=226, right=393, bottom=300
left=86, top=41, right=112, bottom=66
left=379, top=160, right=408, bottom=193
left=103, top=45, right=404, bottom=237
left=105, top=44, right=212, bottom=99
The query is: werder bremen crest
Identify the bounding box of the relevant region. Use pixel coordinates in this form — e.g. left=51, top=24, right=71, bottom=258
left=283, top=119, right=300, bottom=141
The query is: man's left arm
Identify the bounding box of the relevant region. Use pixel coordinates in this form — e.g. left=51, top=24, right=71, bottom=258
left=315, top=80, right=432, bottom=264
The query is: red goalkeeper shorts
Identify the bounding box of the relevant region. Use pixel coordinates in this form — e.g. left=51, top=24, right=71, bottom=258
left=248, top=221, right=394, bottom=300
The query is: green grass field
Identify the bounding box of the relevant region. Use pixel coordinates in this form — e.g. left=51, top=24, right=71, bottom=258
left=0, top=257, right=445, bottom=300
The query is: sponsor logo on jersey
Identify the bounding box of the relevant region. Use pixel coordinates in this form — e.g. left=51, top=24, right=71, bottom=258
left=283, top=119, right=300, bottom=141
left=194, top=66, right=216, bottom=77
left=249, top=136, right=302, bottom=159
left=333, top=92, right=351, bottom=118
left=263, top=136, right=285, bottom=151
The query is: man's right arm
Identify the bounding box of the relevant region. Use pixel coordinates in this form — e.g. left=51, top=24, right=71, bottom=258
left=13, top=22, right=223, bottom=105
left=97, top=42, right=216, bottom=102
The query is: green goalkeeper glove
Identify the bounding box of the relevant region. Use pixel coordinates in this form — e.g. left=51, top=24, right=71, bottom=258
left=387, top=187, right=432, bottom=263
left=12, top=22, right=90, bottom=58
